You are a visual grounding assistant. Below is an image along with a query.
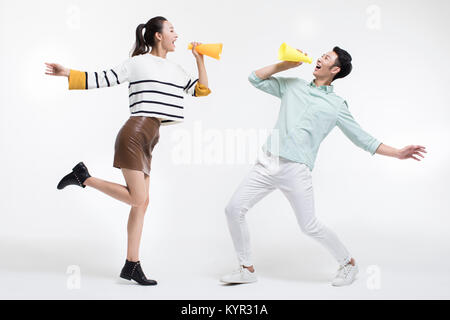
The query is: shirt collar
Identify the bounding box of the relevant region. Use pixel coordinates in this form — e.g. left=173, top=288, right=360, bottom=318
left=309, top=79, right=334, bottom=93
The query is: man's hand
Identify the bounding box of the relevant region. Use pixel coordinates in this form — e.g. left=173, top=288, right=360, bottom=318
left=278, top=49, right=308, bottom=70
left=397, top=145, right=427, bottom=161
left=255, top=49, right=308, bottom=80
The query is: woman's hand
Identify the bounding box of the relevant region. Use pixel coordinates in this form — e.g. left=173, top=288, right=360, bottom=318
left=190, top=42, right=204, bottom=61
left=45, top=62, right=70, bottom=77
left=191, top=41, right=208, bottom=88
left=397, top=145, right=427, bottom=161
left=279, top=49, right=308, bottom=69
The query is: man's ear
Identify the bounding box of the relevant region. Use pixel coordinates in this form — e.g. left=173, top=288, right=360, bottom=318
left=330, top=65, right=340, bottom=77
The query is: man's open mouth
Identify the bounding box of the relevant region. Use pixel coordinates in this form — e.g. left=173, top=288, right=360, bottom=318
left=315, top=65, right=322, bottom=70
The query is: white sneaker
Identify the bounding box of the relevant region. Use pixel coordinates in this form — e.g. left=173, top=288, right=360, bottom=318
left=331, top=262, right=359, bottom=287
left=220, top=266, right=257, bottom=284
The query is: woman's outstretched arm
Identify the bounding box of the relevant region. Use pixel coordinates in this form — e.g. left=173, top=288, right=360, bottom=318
left=45, top=60, right=129, bottom=90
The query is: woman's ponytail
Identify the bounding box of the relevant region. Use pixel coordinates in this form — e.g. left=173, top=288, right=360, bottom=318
left=131, top=23, right=148, bottom=57
left=131, top=17, right=167, bottom=57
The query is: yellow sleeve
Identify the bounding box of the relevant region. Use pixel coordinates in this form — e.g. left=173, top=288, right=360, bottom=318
left=68, top=69, right=87, bottom=90
left=194, top=82, right=211, bottom=97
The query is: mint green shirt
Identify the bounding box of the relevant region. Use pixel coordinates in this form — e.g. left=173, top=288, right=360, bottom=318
left=248, top=71, right=382, bottom=171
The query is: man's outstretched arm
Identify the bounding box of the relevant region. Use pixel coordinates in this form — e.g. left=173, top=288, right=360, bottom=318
left=375, top=143, right=427, bottom=161
left=336, top=101, right=427, bottom=161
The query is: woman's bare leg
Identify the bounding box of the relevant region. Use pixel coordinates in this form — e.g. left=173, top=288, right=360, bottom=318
left=83, top=169, right=147, bottom=207
left=126, top=173, right=150, bottom=262
left=83, top=168, right=150, bottom=261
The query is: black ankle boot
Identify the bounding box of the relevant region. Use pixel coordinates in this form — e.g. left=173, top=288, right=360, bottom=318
left=57, top=162, right=91, bottom=190
left=120, top=260, right=157, bottom=286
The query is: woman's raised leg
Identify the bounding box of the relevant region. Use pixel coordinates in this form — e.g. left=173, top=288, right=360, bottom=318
left=83, top=168, right=147, bottom=207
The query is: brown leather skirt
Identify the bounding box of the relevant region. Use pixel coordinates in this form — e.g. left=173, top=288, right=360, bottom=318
left=113, top=116, right=161, bottom=176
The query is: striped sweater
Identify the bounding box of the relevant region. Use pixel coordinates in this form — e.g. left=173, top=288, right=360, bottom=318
left=68, top=53, right=211, bottom=125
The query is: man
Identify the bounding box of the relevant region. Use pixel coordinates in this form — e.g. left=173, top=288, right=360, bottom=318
left=221, top=46, right=427, bottom=286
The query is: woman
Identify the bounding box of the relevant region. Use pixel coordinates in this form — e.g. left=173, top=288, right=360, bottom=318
left=45, top=16, right=211, bottom=286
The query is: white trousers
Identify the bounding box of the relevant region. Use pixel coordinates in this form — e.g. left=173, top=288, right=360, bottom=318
left=225, top=150, right=352, bottom=267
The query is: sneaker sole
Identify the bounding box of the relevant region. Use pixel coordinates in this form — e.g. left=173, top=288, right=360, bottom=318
left=331, top=274, right=358, bottom=287
left=220, top=278, right=257, bottom=284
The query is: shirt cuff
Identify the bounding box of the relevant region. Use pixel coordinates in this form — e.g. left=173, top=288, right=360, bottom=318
left=194, top=82, right=211, bottom=96
left=68, top=69, right=86, bottom=90
left=369, top=139, right=382, bottom=155
left=248, top=70, right=264, bottom=84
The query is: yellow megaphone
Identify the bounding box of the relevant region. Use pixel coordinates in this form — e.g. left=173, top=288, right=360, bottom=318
left=188, top=43, right=223, bottom=60
left=278, top=42, right=313, bottom=64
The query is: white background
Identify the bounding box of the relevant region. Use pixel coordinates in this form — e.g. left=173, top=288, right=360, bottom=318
left=1, top=0, right=449, bottom=299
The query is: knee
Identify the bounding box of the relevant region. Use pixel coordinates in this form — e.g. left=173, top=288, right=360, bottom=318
left=130, top=193, right=148, bottom=208
left=225, top=201, right=246, bottom=220
left=300, top=220, right=323, bottom=237
left=141, top=196, right=150, bottom=210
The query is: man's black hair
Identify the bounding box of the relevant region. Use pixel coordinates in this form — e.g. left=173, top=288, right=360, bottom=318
left=332, top=46, right=352, bottom=81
